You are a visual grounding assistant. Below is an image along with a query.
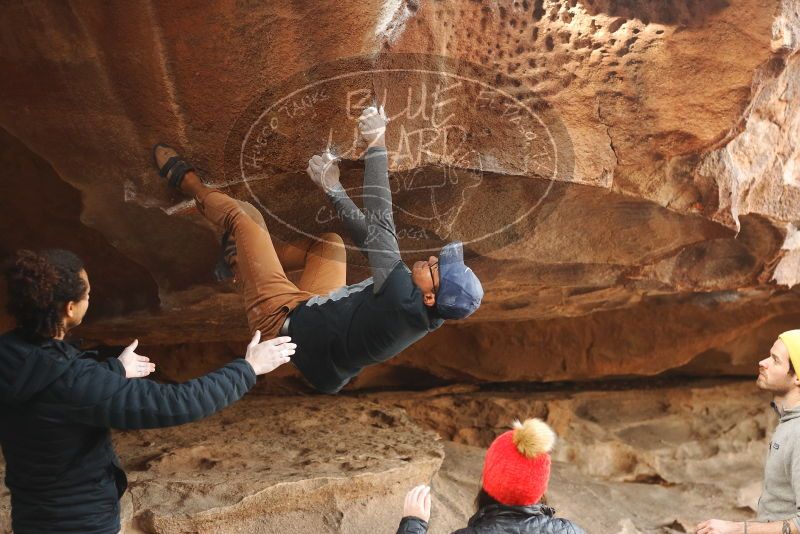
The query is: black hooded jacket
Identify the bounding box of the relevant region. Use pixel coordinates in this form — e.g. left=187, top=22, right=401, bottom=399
left=396, top=504, right=587, bottom=534
left=0, top=329, right=257, bottom=534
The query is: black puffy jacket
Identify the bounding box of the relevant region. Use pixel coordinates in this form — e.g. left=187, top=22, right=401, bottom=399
left=0, top=329, right=257, bottom=534
left=396, top=504, right=587, bottom=534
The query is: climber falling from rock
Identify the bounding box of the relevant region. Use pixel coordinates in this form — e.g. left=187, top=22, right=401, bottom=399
left=153, top=105, right=483, bottom=393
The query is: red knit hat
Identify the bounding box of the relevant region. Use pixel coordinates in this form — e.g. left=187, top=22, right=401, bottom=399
left=481, top=418, right=556, bottom=506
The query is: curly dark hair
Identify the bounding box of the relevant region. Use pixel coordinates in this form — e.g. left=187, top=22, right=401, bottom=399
left=4, top=249, right=88, bottom=339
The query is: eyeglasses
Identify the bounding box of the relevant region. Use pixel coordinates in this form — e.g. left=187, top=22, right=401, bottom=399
left=428, top=261, right=439, bottom=293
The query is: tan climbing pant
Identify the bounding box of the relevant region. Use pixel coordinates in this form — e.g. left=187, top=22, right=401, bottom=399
left=195, top=189, right=347, bottom=338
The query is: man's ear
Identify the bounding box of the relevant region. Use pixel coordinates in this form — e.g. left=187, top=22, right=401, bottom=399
left=64, top=300, right=76, bottom=320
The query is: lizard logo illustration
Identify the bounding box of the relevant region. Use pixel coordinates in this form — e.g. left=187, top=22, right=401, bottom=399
left=389, top=125, right=484, bottom=240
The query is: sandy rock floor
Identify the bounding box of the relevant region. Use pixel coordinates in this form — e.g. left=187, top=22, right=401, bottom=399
left=384, top=379, right=769, bottom=533
left=0, top=380, right=771, bottom=533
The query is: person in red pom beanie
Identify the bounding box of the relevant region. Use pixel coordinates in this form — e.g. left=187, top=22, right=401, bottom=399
left=395, top=418, right=586, bottom=534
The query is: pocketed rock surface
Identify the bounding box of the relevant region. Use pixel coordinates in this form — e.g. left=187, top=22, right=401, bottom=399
left=0, top=380, right=770, bottom=533
left=0, top=1, right=799, bottom=382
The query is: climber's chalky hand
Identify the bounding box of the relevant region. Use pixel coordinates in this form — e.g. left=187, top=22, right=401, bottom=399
left=306, top=151, right=341, bottom=192
left=358, top=106, right=388, bottom=147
